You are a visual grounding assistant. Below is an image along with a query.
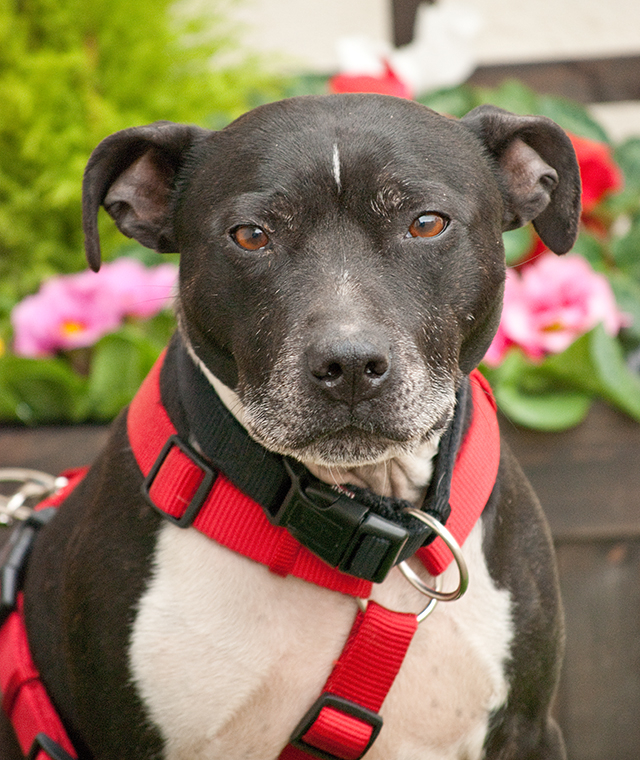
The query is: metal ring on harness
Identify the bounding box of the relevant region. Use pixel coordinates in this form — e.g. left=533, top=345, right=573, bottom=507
left=398, top=508, right=469, bottom=602
left=0, top=469, right=68, bottom=526
left=356, top=574, right=441, bottom=624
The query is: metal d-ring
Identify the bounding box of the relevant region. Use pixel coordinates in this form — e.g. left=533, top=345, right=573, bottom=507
left=0, top=468, right=67, bottom=526
left=398, top=508, right=469, bottom=602
left=356, top=575, right=441, bottom=624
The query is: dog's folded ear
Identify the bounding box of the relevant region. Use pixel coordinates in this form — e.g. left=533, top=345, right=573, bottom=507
left=82, top=121, right=209, bottom=271
left=461, top=105, right=582, bottom=254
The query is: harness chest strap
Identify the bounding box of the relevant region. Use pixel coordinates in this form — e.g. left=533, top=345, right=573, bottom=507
left=0, top=357, right=500, bottom=760
left=125, top=353, right=500, bottom=760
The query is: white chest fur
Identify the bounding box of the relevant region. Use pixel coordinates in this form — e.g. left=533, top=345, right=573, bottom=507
left=129, top=519, right=513, bottom=760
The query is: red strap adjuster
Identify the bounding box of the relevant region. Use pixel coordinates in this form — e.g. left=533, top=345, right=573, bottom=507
left=290, top=692, right=383, bottom=760
left=142, top=434, right=217, bottom=527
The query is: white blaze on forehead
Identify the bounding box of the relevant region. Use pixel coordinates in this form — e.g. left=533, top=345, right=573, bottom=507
left=332, top=143, right=341, bottom=191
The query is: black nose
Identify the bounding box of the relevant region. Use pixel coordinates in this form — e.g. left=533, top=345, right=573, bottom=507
left=306, top=334, right=391, bottom=404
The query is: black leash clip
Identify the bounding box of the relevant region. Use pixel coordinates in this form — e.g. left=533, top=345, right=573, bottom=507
left=270, top=459, right=409, bottom=583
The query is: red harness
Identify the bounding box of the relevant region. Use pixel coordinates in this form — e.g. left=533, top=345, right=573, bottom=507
left=0, top=355, right=500, bottom=760
left=0, top=471, right=86, bottom=760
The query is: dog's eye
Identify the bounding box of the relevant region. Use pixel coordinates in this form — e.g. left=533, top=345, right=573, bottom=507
left=231, top=225, right=270, bottom=251
left=407, top=213, right=448, bottom=239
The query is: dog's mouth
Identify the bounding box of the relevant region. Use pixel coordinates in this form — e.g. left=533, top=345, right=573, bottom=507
left=243, top=406, right=454, bottom=468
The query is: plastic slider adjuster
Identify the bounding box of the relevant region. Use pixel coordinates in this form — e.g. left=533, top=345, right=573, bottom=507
left=272, top=460, right=409, bottom=584
left=290, top=693, right=383, bottom=760
left=142, top=434, right=217, bottom=528
left=27, top=733, right=75, bottom=760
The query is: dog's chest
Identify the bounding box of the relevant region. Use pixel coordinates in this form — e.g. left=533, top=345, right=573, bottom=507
left=129, top=521, right=513, bottom=760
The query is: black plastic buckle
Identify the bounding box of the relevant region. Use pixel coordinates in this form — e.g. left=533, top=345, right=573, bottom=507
left=271, top=460, right=408, bottom=584
left=142, top=435, right=217, bottom=528
left=27, top=733, right=75, bottom=760
left=290, top=692, right=383, bottom=760
left=0, top=508, right=57, bottom=627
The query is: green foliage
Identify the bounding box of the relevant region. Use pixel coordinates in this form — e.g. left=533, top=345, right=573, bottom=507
left=0, top=310, right=176, bottom=424
left=502, top=227, right=534, bottom=266
left=418, top=79, right=609, bottom=142
left=0, top=0, right=284, bottom=320
left=482, top=325, right=640, bottom=431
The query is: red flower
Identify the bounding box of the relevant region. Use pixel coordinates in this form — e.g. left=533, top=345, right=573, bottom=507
left=329, top=61, right=413, bottom=99
left=569, top=133, right=624, bottom=214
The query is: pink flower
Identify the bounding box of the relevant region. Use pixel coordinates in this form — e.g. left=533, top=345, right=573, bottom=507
left=484, top=253, right=625, bottom=366
left=11, top=258, right=178, bottom=357
left=95, top=258, right=178, bottom=319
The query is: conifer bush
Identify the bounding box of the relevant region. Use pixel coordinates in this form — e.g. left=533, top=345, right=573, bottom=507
left=0, top=0, right=283, bottom=322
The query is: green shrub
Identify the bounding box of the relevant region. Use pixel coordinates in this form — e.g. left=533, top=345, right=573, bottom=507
left=0, top=0, right=284, bottom=322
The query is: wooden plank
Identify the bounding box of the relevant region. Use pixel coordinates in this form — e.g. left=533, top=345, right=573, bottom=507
left=555, top=540, right=640, bottom=760
left=0, top=424, right=109, bottom=474
left=500, top=402, right=640, bottom=540
left=502, top=404, right=640, bottom=760
left=468, top=55, right=640, bottom=104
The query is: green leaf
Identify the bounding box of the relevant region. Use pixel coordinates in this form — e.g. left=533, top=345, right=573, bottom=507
left=611, top=217, right=640, bottom=279
left=570, top=231, right=606, bottom=270
left=588, top=325, right=640, bottom=420
left=482, top=349, right=593, bottom=430
left=502, top=226, right=534, bottom=266
left=417, top=85, right=477, bottom=118
left=608, top=270, right=640, bottom=341
left=538, top=332, right=602, bottom=394
left=85, top=329, right=161, bottom=420
left=614, top=138, right=640, bottom=195
left=493, top=382, right=592, bottom=431
left=474, top=79, right=539, bottom=116
left=537, top=94, right=609, bottom=142
left=0, top=353, right=86, bottom=424
left=533, top=326, right=640, bottom=421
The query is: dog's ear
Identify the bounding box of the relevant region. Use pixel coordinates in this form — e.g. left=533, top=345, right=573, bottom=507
left=461, top=105, right=581, bottom=254
left=82, top=121, right=209, bottom=271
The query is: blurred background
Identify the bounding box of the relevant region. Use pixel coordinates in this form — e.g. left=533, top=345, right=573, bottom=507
left=230, top=0, right=640, bottom=139
left=1, top=2, right=640, bottom=758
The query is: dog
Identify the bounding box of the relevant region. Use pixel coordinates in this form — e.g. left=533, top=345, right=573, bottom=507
left=1, top=93, right=581, bottom=760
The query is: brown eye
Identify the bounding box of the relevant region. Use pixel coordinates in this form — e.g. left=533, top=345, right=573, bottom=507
left=231, top=225, right=270, bottom=251
left=408, top=213, right=447, bottom=238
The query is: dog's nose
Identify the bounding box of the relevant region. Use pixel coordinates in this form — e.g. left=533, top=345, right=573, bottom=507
left=306, top=334, right=391, bottom=404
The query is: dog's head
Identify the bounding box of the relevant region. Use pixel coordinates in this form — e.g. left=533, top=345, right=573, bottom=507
left=83, top=95, right=580, bottom=467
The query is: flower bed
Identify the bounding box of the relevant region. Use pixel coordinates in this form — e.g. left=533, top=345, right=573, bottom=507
left=1, top=80, right=639, bottom=429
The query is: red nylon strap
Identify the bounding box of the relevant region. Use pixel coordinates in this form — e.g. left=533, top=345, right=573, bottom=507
left=280, top=601, right=419, bottom=760
left=418, top=370, right=500, bottom=576
left=0, top=470, right=86, bottom=760
left=0, top=597, right=77, bottom=760
left=128, top=353, right=500, bottom=592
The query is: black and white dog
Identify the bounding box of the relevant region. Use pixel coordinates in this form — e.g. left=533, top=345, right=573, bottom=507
left=3, top=94, right=580, bottom=759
